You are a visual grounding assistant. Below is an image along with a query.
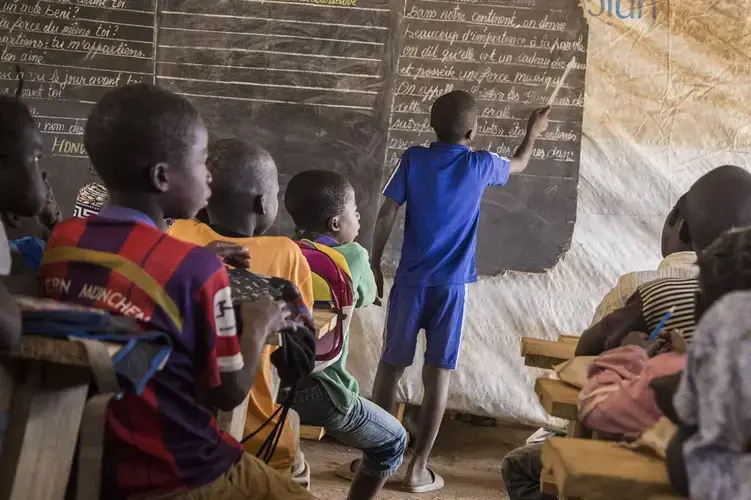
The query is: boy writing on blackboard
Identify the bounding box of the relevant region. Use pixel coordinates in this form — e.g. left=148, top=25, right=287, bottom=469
left=370, top=90, right=550, bottom=492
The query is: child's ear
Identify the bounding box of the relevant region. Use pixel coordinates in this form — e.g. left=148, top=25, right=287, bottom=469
left=678, top=220, right=691, bottom=245
left=149, top=163, right=169, bottom=193
left=328, top=215, right=340, bottom=232
left=466, top=128, right=476, bottom=142
left=254, top=194, right=267, bottom=215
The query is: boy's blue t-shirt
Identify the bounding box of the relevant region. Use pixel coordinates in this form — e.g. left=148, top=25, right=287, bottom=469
left=383, top=142, right=511, bottom=286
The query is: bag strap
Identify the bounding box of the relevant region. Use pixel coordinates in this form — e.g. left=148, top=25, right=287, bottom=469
left=76, top=394, right=114, bottom=500
left=74, top=339, right=121, bottom=500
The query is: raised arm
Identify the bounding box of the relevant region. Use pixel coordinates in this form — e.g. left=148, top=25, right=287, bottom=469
left=509, top=106, right=551, bottom=173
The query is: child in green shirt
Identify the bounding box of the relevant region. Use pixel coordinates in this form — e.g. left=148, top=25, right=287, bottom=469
left=285, top=170, right=405, bottom=500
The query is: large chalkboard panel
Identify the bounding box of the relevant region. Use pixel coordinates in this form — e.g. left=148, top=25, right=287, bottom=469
left=155, top=0, right=394, bottom=247
left=383, top=0, right=587, bottom=274
left=0, top=0, right=587, bottom=276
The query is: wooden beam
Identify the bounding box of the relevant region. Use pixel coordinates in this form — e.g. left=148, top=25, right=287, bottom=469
left=521, top=338, right=577, bottom=369
left=216, top=392, right=250, bottom=442
left=300, top=425, right=326, bottom=441
left=0, top=362, right=89, bottom=500
left=558, top=335, right=579, bottom=345
left=541, top=437, right=686, bottom=500
left=535, top=378, right=579, bottom=420
left=312, top=310, right=338, bottom=339
left=394, top=402, right=405, bottom=423
left=0, top=336, right=121, bottom=368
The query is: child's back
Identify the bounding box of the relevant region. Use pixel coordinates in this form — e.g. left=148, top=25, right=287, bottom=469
left=168, top=217, right=311, bottom=470
left=285, top=170, right=406, bottom=500
left=40, top=85, right=311, bottom=500
left=371, top=90, right=549, bottom=493
left=41, top=212, right=244, bottom=497
left=385, top=143, right=510, bottom=285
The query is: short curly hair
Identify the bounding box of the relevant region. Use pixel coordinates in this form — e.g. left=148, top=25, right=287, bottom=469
left=84, top=84, right=201, bottom=190
left=430, top=90, right=477, bottom=143
left=284, top=170, right=353, bottom=232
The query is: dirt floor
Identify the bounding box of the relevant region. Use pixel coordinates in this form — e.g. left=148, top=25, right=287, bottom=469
left=304, top=416, right=533, bottom=500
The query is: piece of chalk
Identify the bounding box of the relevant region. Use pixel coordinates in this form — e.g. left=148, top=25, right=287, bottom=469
left=547, top=57, right=576, bottom=106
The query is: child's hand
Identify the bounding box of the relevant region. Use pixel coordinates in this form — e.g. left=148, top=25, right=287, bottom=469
left=527, top=106, right=551, bottom=136
left=240, top=296, right=295, bottom=344
left=207, top=240, right=251, bottom=269
left=371, top=260, right=384, bottom=306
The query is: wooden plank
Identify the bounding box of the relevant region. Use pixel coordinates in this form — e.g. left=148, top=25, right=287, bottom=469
left=394, top=402, right=405, bottom=423
left=541, top=469, right=559, bottom=495
left=521, top=338, right=577, bottom=369
left=0, top=362, right=90, bottom=500
left=0, top=336, right=121, bottom=368
left=216, top=392, right=250, bottom=442
left=558, top=335, right=579, bottom=345
left=541, top=437, right=685, bottom=500
left=300, top=425, right=326, bottom=441
left=312, top=310, right=338, bottom=339
left=535, top=378, right=579, bottom=421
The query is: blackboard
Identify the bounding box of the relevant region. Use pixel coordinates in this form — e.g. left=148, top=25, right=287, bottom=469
left=0, top=0, right=587, bottom=276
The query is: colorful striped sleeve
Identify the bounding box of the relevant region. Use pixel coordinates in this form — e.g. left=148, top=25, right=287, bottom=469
left=195, top=264, right=243, bottom=387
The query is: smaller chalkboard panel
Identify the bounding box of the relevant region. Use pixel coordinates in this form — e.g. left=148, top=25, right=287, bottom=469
left=0, top=0, right=156, bottom=216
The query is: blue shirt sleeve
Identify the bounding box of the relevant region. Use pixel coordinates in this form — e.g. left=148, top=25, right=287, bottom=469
left=382, top=151, right=409, bottom=204
left=482, top=152, right=511, bottom=186
left=9, top=237, right=45, bottom=272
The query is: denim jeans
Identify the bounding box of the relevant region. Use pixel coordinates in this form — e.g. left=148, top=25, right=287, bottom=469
left=501, top=443, right=557, bottom=500
left=291, top=381, right=406, bottom=478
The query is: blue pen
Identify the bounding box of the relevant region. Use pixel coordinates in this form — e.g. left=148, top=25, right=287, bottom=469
left=648, top=306, right=675, bottom=341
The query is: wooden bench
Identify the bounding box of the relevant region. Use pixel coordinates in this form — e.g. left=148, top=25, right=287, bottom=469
left=0, top=311, right=341, bottom=498
left=541, top=437, right=686, bottom=500
left=522, top=338, right=577, bottom=369
left=0, top=336, right=120, bottom=500
left=535, top=377, right=579, bottom=421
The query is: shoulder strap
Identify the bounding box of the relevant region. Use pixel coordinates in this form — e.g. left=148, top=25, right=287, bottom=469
left=300, top=239, right=352, bottom=279
left=74, top=339, right=121, bottom=500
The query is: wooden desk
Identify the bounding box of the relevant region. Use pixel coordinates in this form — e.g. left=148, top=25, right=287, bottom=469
left=0, top=336, right=116, bottom=500
left=522, top=338, right=577, bottom=369
left=535, top=378, right=579, bottom=420
left=541, top=437, right=685, bottom=500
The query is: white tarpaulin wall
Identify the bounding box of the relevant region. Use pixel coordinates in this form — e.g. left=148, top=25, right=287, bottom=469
left=346, top=0, right=751, bottom=427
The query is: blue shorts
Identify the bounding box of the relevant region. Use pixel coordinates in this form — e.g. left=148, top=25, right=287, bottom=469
left=382, top=284, right=466, bottom=370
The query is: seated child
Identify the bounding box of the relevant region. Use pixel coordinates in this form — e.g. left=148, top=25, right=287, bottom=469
left=38, top=84, right=311, bottom=499
left=501, top=195, right=698, bottom=500
left=370, top=90, right=549, bottom=492
left=0, top=78, right=47, bottom=349
left=284, top=169, right=406, bottom=500
left=576, top=165, right=751, bottom=357
left=663, top=226, right=751, bottom=499
left=168, top=138, right=313, bottom=479
left=590, top=195, right=698, bottom=324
